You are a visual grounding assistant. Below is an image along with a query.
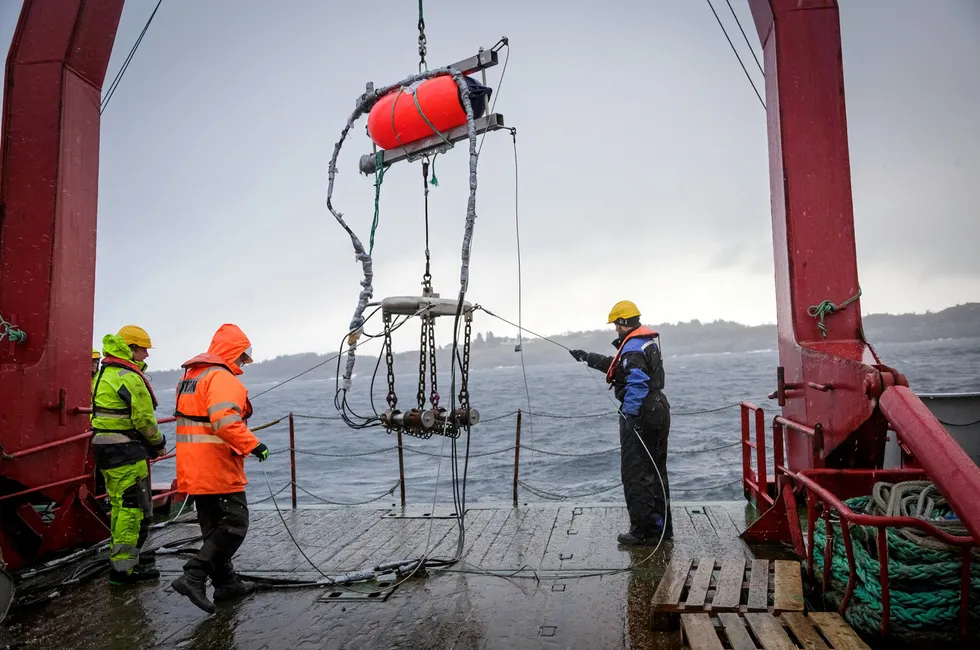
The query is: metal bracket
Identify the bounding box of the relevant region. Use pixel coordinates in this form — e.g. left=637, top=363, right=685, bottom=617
left=380, top=296, right=474, bottom=319
left=382, top=506, right=460, bottom=519
left=359, top=113, right=506, bottom=175
left=317, top=583, right=397, bottom=602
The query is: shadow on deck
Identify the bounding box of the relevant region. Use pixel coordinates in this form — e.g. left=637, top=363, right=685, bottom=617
left=6, top=501, right=787, bottom=650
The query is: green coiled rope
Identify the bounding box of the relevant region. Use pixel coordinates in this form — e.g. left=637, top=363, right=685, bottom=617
left=812, top=487, right=980, bottom=643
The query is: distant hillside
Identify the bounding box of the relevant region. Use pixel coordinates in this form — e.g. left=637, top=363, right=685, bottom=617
left=146, top=303, right=980, bottom=389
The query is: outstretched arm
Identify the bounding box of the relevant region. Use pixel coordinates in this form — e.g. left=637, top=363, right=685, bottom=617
left=570, top=349, right=614, bottom=374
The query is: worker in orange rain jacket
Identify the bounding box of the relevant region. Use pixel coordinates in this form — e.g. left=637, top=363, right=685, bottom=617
left=170, top=324, right=269, bottom=613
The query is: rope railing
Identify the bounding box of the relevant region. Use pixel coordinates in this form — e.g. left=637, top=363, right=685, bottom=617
left=150, top=404, right=755, bottom=512
left=284, top=398, right=775, bottom=425
left=280, top=440, right=740, bottom=460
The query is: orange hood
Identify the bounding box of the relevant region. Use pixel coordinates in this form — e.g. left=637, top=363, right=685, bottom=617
left=208, top=323, right=251, bottom=375
left=182, top=324, right=251, bottom=375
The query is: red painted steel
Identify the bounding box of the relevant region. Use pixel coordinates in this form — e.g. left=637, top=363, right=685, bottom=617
left=745, top=0, right=980, bottom=550
left=881, top=386, right=980, bottom=542
left=747, top=0, right=886, bottom=472
left=0, top=0, right=124, bottom=570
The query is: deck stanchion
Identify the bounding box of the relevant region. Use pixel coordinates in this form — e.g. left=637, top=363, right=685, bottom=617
left=513, top=410, right=522, bottom=506
left=289, top=413, right=297, bottom=509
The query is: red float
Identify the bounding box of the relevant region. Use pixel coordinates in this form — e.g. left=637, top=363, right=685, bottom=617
left=367, top=75, right=488, bottom=151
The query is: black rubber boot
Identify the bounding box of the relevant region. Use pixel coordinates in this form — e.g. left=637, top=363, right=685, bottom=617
left=130, top=558, right=160, bottom=581
left=172, top=573, right=215, bottom=614
left=213, top=576, right=256, bottom=602
left=617, top=531, right=658, bottom=546
left=109, top=569, right=137, bottom=586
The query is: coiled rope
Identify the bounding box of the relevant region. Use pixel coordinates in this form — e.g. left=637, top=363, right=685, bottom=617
left=813, top=481, right=980, bottom=641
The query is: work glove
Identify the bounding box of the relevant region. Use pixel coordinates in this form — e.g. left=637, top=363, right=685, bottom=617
left=569, top=349, right=588, bottom=362
left=251, top=443, right=269, bottom=462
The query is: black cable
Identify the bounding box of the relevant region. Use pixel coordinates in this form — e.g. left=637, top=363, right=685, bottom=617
left=100, top=0, right=164, bottom=115
left=704, top=0, right=765, bottom=109
left=724, top=0, right=763, bottom=75
left=476, top=306, right=571, bottom=351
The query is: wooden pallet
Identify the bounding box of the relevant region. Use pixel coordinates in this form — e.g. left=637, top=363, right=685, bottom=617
left=652, top=556, right=803, bottom=630
left=680, top=611, right=871, bottom=650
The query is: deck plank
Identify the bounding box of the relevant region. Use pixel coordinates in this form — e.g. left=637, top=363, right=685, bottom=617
left=17, top=502, right=842, bottom=650
left=781, top=613, right=830, bottom=650
left=773, top=560, right=804, bottom=613
left=704, top=505, right=748, bottom=558
left=712, top=556, right=745, bottom=611
left=747, top=559, right=770, bottom=612
left=652, top=556, right=693, bottom=608
left=744, top=613, right=797, bottom=650
left=685, top=556, right=715, bottom=608
left=718, top=612, right=759, bottom=650
left=809, top=612, right=872, bottom=650
left=689, top=507, right=727, bottom=556
left=681, top=613, right=724, bottom=650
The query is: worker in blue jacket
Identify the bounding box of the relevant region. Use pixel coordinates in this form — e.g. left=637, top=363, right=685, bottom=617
left=570, top=300, right=672, bottom=545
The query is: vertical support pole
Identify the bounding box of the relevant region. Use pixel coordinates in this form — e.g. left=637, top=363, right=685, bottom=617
left=513, top=409, right=522, bottom=506
left=741, top=405, right=751, bottom=501
left=755, top=407, right=768, bottom=500
left=289, top=413, right=297, bottom=509
left=806, top=492, right=816, bottom=580
left=396, top=428, right=407, bottom=508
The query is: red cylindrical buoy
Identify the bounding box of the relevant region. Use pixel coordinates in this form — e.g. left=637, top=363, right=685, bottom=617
left=367, top=75, right=491, bottom=151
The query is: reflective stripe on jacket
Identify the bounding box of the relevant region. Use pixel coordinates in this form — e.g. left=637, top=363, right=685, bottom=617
left=91, top=333, right=163, bottom=469
left=174, top=325, right=260, bottom=495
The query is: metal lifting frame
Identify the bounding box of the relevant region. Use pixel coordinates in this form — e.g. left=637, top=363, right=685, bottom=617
left=378, top=297, right=480, bottom=439
left=357, top=48, right=507, bottom=175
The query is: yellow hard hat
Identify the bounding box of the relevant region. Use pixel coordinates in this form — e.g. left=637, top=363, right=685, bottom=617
left=92, top=349, right=101, bottom=360
left=607, top=300, right=641, bottom=324
left=117, top=325, right=152, bottom=349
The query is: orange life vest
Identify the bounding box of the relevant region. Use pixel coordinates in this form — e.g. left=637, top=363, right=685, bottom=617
left=174, top=325, right=259, bottom=496
left=605, top=325, right=660, bottom=384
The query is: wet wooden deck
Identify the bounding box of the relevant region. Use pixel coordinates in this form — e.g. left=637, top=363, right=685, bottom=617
left=6, top=501, right=790, bottom=650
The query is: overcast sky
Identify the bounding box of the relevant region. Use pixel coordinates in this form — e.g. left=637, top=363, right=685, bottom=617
left=2, top=0, right=978, bottom=370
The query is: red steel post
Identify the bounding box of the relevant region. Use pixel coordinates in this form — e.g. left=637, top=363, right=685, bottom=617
left=0, top=0, right=124, bottom=570
left=748, top=0, right=885, bottom=472
left=881, top=385, right=980, bottom=543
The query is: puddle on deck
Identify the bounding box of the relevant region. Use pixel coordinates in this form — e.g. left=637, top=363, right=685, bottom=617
left=6, top=502, right=778, bottom=649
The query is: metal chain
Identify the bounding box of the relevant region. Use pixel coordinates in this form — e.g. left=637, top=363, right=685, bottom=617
left=272, top=446, right=399, bottom=458
left=296, top=482, right=400, bottom=506
left=672, top=400, right=745, bottom=415
left=427, top=316, right=439, bottom=407
left=384, top=314, right=397, bottom=410
left=517, top=479, right=622, bottom=502
left=458, top=316, right=472, bottom=411
left=402, top=444, right=514, bottom=459
left=416, top=317, right=428, bottom=410
left=248, top=483, right=291, bottom=505
left=417, top=0, right=427, bottom=72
